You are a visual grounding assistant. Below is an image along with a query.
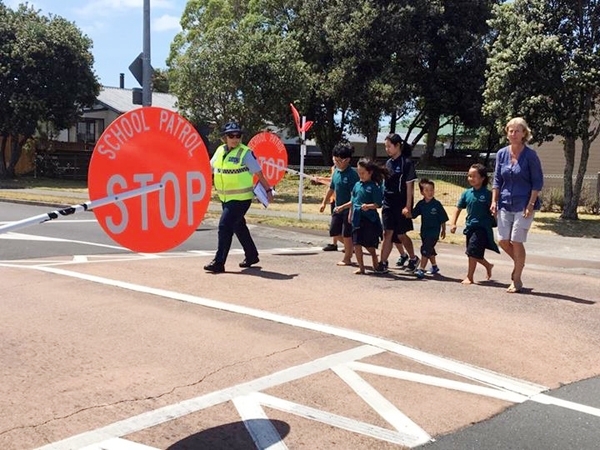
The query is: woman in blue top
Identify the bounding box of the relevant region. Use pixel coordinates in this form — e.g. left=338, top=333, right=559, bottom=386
left=491, top=117, right=544, bottom=293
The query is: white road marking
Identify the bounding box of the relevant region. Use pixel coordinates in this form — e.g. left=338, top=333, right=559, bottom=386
left=232, top=395, right=290, bottom=450
left=72, top=255, right=88, bottom=263
left=26, top=265, right=548, bottom=397
left=35, top=346, right=384, bottom=450
left=332, top=365, right=431, bottom=444
left=251, top=392, right=426, bottom=447
left=0, top=232, right=126, bottom=250
left=7, top=247, right=595, bottom=448
left=347, top=362, right=529, bottom=403
left=531, top=393, right=600, bottom=417
left=79, top=437, right=159, bottom=449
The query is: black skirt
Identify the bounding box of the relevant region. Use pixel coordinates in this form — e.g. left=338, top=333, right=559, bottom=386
left=352, top=217, right=382, bottom=248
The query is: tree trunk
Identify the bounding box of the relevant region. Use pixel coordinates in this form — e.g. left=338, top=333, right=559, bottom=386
left=7, top=136, right=24, bottom=178
left=420, top=116, right=440, bottom=165
left=0, top=136, right=7, bottom=178
left=389, top=110, right=397, bottom=134
left=315, top=100, right=343, bottom=165
left=366, top=126, right=378, bottom=161
left=561, top=136, right=577, bottom=219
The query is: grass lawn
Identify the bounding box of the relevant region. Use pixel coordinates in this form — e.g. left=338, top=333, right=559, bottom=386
left=2, top=173, right=599, bottom=239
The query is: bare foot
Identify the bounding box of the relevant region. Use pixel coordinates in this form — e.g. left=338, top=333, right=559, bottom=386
left=336, top=260, right=352, bottom=266
left=461, top=278, right=474, bottom=285
left=354, top=268, right=365, bottom=275
left=507, top=282, right=522, bottom=293
left=486, top=264, right=494, bottom=280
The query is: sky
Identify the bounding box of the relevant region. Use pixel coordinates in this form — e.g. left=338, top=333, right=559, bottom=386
left=4, top=0, right=186, bottom=88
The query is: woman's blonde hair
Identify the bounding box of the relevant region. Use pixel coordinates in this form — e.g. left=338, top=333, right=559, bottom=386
left=505, top=117, right=533, bottom=143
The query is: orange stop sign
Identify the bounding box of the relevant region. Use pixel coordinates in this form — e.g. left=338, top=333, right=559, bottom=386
left=88, top=107, right=211, bottom=252
left=248, top=132, right=288, bottom=187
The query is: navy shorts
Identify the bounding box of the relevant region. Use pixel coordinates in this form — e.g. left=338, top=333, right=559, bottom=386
left=382, top=206, right=414, bottom=235
left=420, top=236, right=438, bottom=258
left=465, top=228, right=487, bottom=260
left=330, top=209, right=352, bottom=238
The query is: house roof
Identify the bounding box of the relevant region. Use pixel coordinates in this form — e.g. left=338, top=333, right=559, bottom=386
left=94, top=86, right=178, bottom=114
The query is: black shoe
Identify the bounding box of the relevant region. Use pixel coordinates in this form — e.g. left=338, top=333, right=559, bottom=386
left=322, top=243, right=338, bottom=251
left=239, top=257, right=260, bottom=268
left=407, top=256, right=420, bottom=271
left=204, top=260, right=225, bottom=273
left=375, top=262, right=389, bottom=274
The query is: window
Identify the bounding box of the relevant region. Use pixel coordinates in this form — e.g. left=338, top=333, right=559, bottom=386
left=76, top=119, right=104, bottom=143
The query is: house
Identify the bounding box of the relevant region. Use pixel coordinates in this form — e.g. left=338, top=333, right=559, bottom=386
left=530, top=139, right=600, bottom=189
left=280, top=129, right=444, bottom=166
left=54, top=85, right=178, bottom=148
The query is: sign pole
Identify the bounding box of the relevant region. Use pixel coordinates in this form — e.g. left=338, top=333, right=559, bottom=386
left=142, top=0, right=152, bottom=106
left=298, top=116, right=306, bottom=220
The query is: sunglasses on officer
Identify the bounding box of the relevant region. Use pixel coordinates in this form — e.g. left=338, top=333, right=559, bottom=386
left=226, top=133, right=242, bottom=139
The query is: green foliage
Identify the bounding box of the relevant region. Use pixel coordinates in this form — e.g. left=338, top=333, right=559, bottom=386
left=484, top=0, right=600, bottom=219
left=0, top=3, right=99, bottom=177
left=152, top=68, right=170, bottom=93
left=168, top=0, right=308, bottom=141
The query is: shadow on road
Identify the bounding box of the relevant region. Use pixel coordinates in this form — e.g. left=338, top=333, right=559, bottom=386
left=167, top=419, right=290, bottom=449
left=521, top=288, right=596, bottom=305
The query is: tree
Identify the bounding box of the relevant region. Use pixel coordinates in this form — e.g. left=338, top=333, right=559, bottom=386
left=402, top=0, right=499, bottom=162
left=152, top=68, right=170, bottom=93
left=484, top=0, right=600, bottom=219
left=0, top=4, right=99, bottom=178
left=167, top=0, right=308, bottom=142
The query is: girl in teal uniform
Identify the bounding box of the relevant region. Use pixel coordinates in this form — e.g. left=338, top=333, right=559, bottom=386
left=450, top=163, right=500, bottom=284
left=337, top=158, right=388, bottom=274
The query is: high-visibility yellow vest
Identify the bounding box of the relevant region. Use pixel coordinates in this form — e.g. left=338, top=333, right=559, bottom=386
left=212, top=144, right=254, bottom=202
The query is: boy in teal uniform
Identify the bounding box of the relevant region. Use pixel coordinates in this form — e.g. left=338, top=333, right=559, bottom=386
left=319, top=143, right=360, bottom=266
left=411, top=178, right=449, bottom=278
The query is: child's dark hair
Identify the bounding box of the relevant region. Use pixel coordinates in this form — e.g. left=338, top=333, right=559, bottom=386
left=385, top=133, right=413, bottom=158
left=332, top=142, right=354, bottom=159
left=418, top=178, right=435, bottom=193
left=470, top=163, right=489, bottom=187
left=357, top=157, right=389, bottom=185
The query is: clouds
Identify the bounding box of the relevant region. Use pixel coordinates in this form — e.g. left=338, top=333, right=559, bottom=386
left=74, top=0, right=176, bottom=18
left=2, top=0, right=185, bottom=85
left=153, top=14, right=181, bottom=32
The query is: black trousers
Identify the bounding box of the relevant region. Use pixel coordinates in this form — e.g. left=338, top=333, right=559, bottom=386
left=214, top=199, right=258, bottom=264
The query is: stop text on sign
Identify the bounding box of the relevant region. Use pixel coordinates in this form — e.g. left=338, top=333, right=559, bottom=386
left=248, top=131, right=288, bottom=186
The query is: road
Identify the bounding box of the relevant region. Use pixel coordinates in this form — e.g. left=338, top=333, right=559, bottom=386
left=1, top=202, right=599, bottom=449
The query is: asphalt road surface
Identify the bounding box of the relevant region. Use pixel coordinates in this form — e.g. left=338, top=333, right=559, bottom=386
left=1, top=202, right=599, bottom=450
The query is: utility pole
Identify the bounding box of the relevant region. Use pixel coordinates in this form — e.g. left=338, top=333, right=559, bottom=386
left=142, top=0, right=152, bottom=106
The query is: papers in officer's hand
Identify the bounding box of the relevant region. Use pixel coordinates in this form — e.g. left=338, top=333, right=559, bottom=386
left=253, top=183, right=274, bottom=208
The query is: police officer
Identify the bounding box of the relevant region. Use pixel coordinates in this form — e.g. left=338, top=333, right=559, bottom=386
left=204, top=122, right=273, bottom=273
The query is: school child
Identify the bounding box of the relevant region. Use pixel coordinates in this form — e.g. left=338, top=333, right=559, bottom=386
left=450, top=163, right=500, bottom=284
left=318, top=161, right=340, bottom=251
left=319, top=143, right=360, bottom=266
left=337, top=158, right=388, bottom=274
left=411, top=178, right=449, bottom=279
left=379, top=134, right=420, bottom=273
